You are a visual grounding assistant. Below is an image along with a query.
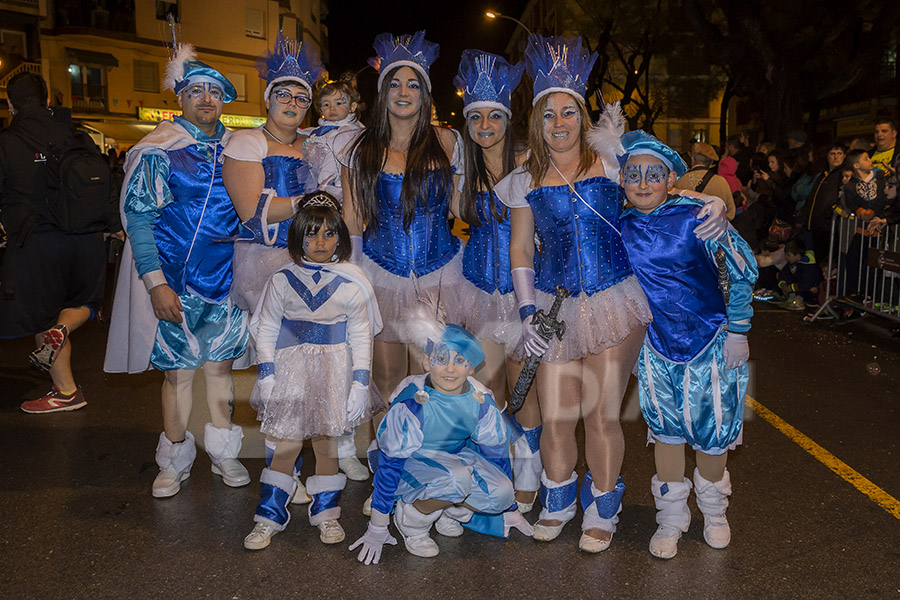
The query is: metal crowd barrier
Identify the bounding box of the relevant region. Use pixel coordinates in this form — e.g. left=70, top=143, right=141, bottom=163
left=810, top=208, right=900, bottom=322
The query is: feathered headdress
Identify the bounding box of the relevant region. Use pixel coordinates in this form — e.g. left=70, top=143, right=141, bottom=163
left=454, top=50, right=524, bottom=117
left=257, top=30, right=325, bottom=98
left=401, top=294, right=485, bottom=368
left=586, top=101, right=627, bottom=183
left=525, top=34, right=598, bottom=106
left=162, top=42, right=237, bottom=102
left=367, top=31, right=439, bottom=91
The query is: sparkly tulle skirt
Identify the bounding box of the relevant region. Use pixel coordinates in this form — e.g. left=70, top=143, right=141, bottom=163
left=358, top=248, right=466, bottom=343
left=251, top=343, right=385, bottom=441
left=231, top=242, right=291, bottom=312
left=456, top=276, right=522, bottom=355
left=521, top=275, right=653, bottom=364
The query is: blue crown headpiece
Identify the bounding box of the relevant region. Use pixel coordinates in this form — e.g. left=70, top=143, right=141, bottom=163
left=454, top=50, right=524, bottom=117
left=368, top=30, right=439, bottom=91
left=618, top=130, right=688, bottom=177
left=525, top=34, right=597, bottom=106
left=257, top=30, right=324, bottom=99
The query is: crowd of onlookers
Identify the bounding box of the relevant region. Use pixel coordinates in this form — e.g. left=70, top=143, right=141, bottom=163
left=676, top=119, right=898, bottom=314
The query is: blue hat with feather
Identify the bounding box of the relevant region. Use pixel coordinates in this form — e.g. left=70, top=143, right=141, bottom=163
left=164, top=44, right=237, bottom=102
left=368, top=31, right=439, bottom=91
left=257, top=30, right=324, bottom=100
left=525, top=34, right=597, bottom=106
left=454, top=50, right=524, bottom=117
left=618, top=130, right=688, bottom=177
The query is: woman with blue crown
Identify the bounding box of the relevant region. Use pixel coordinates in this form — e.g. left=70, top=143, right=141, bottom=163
left=338, top=31, right=465, bottom=433
left=223, top=32, right=327, bottom=504
left=452, top=50, right=543, bottom=514
left=497, top=34, right=728, bottom=552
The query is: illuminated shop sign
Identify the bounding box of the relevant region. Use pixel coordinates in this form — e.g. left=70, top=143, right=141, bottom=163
left=137, top=107, right=265, bottom=128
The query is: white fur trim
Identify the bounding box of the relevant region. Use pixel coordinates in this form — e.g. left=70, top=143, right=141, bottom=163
left=463, top=100, right=511, bottom=118
left=377, top=60, right=432, bottom=91
left=532, top=86, right=585, bottom=107
left=305, top=473, right=347, bottom=495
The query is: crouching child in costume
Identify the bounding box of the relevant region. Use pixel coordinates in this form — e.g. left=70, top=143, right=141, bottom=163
left=244, top=191, right=383, bottom=550
left=349, top=307, right=526, bottom=564
left=617, top=131, right=757, bottom=559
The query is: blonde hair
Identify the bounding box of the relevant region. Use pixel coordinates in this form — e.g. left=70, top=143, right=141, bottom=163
left=525, top=92, right=595, bottom=184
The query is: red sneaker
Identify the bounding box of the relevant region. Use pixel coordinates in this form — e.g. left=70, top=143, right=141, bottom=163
left=29, top=325, right=69, bottom=372
left=20, top=386, right=86, bottom=414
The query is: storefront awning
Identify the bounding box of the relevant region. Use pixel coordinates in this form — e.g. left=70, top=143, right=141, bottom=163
left=80, top=120, right=158, bottom=147
left=65, top=48, right=119, bottom=68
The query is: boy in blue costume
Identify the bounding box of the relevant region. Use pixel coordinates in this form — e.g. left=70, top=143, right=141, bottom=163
left=349, top=306, right=529, bottom=564
left=617, top=131, right=757, bottom=559
left=105, top=43, right=250, bottom=498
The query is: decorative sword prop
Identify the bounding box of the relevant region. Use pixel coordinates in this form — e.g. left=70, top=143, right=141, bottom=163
left=715, top=248, right=730, bottom=305
left=509, top=285, right=569, bottom=413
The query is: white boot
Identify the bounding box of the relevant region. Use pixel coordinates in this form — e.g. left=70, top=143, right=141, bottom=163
left=694, top=468, right=732, bottom=549
left=245, top=468, right=296, bottom=550
left=579, top=473, right=625, bottom=553
left=307, top=473, right=347, bottom=544
left=533, top=471, right=578, bottom=542
left=393, top=501, right=442, bottom=557
left=512, top=425, right=542, bottom=513
left=435, top=505, right=474, bottom=537
left=337, top=430, right=369, bottom=481
left=153, top=431, right=196, bottom=498
left=649, top=475, right=692, bottom=559
left=204, top=423, right=250, bottom=487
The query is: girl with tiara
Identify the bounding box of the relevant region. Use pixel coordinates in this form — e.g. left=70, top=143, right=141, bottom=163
left=223, top=32, right=324, bottom=503
left=496, top=34, right=728, bottom=552
left=338, top=31, right=464, bottom=431
left=243, top=191, right=382, bottom=551
left=452, top=50, right=543, bottom=514
left=303, top=73, right=364, bottom=204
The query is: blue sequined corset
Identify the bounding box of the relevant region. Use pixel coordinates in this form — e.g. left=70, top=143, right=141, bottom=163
left=262, top=155, right=309, bottom=248
left=363, top=172, right=460, bottom=277
left=527, top=176, right=632, bottom=297
left=153, top=142, right=239, bottom=302
left=463, top=191, right=513, bottom=294
left=620, top=202, right=726, bottom=362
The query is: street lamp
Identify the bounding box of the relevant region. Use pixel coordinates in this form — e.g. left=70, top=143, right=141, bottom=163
left=485, top=10, right=533, bottom=36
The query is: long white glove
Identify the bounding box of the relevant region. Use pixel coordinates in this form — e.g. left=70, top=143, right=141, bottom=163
left=679, top=190, right=728, bottom=240
left=346, top=382, right=368, bottom=423
left=512, top=267, right=549, bottom=357
left=256, top=362, right=276, bottom=405
left=522, top=315, right=549, bottom=357
left=350, top=235, right=363, bottom=266
left=349, top=511, right=397, bottom=565
left=722, top=332, right=749, bottom=369
left=504, top=508, right=534, bottom=537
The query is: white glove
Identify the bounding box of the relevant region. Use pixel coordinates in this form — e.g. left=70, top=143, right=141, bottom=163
left=346, top=382, right=368, bottom=423
left=682, top=191, right=728, bottom=240
left=503, top=508, right=534, bottom=537
left=350, top=235, right=363, bottom=265
left=349, top=512, right=397, bottom=565
left=722, top=332, right=749, bottom=369
left=522, top=314, right=550, bottom=357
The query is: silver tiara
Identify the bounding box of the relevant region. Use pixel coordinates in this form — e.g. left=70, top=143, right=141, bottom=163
left=301, top=192, right=339, bottom=212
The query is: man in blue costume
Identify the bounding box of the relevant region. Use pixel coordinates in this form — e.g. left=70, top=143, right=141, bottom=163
left=105, top=44, right=250, bottom=498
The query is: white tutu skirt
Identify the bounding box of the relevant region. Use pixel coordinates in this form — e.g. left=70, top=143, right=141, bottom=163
left=232, top=242, right=291, bottom=312
left=251, top=343, right=385, bottom=440
left=456, top=276, right=522, bottom=354
left=523, top=275, right=652, bottom=364
left=358, top=249, right=466, bottom=343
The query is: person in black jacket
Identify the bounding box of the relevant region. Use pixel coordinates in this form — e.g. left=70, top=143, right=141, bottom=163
left=0, top=72, right=114, bottom=413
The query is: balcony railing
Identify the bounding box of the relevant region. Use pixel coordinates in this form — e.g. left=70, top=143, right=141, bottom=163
left=0, top=61, right=42, bottom=99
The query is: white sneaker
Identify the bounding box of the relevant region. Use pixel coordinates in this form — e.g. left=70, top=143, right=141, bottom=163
left=649, top=524, right=682, bottom=559
left=317, top=519, right=346, bottom=544
left=211, top=458, right=251, bottom=487
left=339, top=456, right=370, bottom=481
left=703, top=514, right=731, bottom=548
left=244, top=522, right=278, bottom=550
left=152, top=468, right=190, bottom=498
left=434, top=513, right=464, bottom=537
left=290, top=477, right=312, bottom=505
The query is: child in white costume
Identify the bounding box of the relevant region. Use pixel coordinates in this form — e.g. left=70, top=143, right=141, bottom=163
left=243, top=192, right=383, bottom=551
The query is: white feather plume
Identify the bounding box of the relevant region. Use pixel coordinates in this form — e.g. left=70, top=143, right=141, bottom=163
left=401, top=293, right=446, bottom=353
left=163, top=43, right=197, bottom=92
left=587, top=101, right=626, bottom=183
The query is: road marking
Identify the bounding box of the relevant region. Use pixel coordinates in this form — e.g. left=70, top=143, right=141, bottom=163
left=747, top=396, right=900, bottom=520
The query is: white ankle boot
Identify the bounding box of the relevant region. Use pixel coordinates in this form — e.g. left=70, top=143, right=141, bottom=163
left=649, top=475, right=692, bottom=559
left=694, top=468, right=732, bottom=549
left=153, top=431, right=196, bottom=498
left=337, top=431, right=370, bottom=481
left=533, top=471, right=578, bottom=542
left=394, top=501, right=442, bottom=557
left=204, top=424, right=250, bottom=487
left=435, top=505, right=473, bottom=537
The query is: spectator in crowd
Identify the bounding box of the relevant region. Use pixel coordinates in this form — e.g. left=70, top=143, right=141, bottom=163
left=0, top=72, right=115, bottom=413
left=757, top=141, right=775, bottom=155
left=841, top=148, right=890, bottom=296
left=801, top=143, right=846, bottom=265
left=675, top=141, right=735, bottom=219
left=754, top=236, right=787, bottom=297
left=848, top=137, right=871, bottom=151
left=871, top=118, right=897, bottom=178
left=777, top=239, right=823, bottom=310
left=722, top=134, right=753, bottom=185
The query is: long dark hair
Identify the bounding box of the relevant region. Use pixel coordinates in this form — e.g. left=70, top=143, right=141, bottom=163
left=287, top=193, right=352, bottom=264
left=348, top=66, right=451, bottom=231
left=459, top=111, right=517, bottom=226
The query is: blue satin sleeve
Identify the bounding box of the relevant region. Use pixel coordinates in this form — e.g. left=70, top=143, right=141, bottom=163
left=705, top=229, right=758, bottom=334
left=371, top=452, right=407, bottom=515
left=123, top=153, right=173, bottom=278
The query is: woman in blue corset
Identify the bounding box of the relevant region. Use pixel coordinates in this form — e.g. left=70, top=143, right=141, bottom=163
left=452, top=50, right=542, bottom=514
left=339, top=31, right=464, bottom=414
left=498, top=34, right=728, bottom=553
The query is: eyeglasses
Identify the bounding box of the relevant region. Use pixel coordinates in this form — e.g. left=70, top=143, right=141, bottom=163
left=183, top=84, right=224, bottom=101
left=272, top=89, right=311, bottom=108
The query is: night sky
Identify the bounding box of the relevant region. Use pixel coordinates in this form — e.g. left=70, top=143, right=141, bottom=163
left=325, top=0, right=530, bottom=129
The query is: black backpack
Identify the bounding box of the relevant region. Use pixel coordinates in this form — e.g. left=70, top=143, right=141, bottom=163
left=13, top=128, right=111, bottom=235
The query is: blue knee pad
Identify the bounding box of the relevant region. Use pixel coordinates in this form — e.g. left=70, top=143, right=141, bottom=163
left=579, top=471, right=625, bottom=519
